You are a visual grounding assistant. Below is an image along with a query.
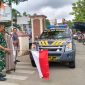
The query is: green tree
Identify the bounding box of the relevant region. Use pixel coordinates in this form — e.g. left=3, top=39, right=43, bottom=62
left=1, top=0, right=28, bottom=6
left=71, top=0, right=85, bottom=22
left=46, top=19, right=50, bottom=29
left=1, top=0, right=21, bottom=5
left=12, top=8, right=21, bottom=17
left=67, top=20, right=73, bottom=29
left=12, top=8, right=21, bottom=24
left=23, top=12, right=28, bottom=16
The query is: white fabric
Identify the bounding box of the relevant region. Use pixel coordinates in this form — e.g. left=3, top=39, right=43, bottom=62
left=0, top=3, right=11, bottom=22
left=17, top=16, right=30, bottom=24
left=18, top=36, right=29, bottom=56
left=13, top=46, right=18, bottom=62
left=31, top=51, right=43, bottom=78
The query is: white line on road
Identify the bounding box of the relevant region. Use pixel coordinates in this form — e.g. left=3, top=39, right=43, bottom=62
left=17, top=62, right=31, bottom=65
left=16, top=65, right=36, bottom=69
left=15, top=70, right=35, bottom=74
left=6, top=74, right=28, bottom=80
left=0, top=82, right=19, bottom=85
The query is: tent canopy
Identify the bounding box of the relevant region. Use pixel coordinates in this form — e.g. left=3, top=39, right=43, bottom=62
left=73, top=22, right=85, bottom=32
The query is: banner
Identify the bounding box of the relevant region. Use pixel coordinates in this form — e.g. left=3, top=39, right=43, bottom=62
left=0, top=2, right=11, bottom=22
left=17, top=16, right=30, bottom=24
left=31, top=50, right=49, bottom=80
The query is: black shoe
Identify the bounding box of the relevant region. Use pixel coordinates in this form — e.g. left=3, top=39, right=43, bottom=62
left=16, top=60, right=20, bottom=62
left=6, top=70, right=11, bottom=74
left=0, top=73, right=6, bottom=77
left=0, top=77, right=7, bottom=81
left=15, top=60, right=20, bottom=64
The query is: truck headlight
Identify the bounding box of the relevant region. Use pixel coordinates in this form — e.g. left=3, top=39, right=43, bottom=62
left=65, top=43, right=72, bottom=51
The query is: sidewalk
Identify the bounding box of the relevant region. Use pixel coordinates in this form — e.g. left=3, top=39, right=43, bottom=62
left=0, top=55, right=36, bottom=85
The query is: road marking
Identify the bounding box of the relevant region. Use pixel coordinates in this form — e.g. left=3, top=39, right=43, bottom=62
left=15, top=70, right=35, bottom=74
left=0, top=82, right=19, bottom=85
left=6, top=74, right=28, bottom=80
left=16, top=65, right=36, bottom=69
left=17, top=62, right=31, bottom=65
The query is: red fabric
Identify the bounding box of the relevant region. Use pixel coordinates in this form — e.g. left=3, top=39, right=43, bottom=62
left=39, top=50, right=49, bottom=79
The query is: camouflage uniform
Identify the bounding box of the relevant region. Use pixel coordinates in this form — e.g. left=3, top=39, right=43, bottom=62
left=0, top=33, right=7, bottom=72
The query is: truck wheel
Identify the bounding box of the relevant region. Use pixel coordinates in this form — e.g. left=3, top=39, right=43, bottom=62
left=29, top=52, right=36, bottom=67
left=83, top=41, right=85, bottom=45
left=69, top=61, right=75, bottom=68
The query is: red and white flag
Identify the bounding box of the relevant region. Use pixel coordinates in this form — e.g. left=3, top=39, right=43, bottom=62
left=31, top=50, right=49, bottom=80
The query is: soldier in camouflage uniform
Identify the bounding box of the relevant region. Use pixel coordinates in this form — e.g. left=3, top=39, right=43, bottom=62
left=0, top=24, right=11, bottom=81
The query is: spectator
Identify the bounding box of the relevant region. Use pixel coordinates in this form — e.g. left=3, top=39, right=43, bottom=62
left=82, top=33, right=85, bottom=45
left=12, top=28, right=20, bottom=64
left=77, top=31, right=82, bottom=42
left=5, top=31, right=15, bottom=74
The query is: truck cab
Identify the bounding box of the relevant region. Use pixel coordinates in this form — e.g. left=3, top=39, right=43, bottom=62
left=29, top=25, right=76, bottom=68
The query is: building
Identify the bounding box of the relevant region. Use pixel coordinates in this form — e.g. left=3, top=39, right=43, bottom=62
left=30, top=14, right=47, bottom=42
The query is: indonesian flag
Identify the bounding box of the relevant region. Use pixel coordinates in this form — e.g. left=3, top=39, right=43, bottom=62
left=31, top=50, right=49, bottom=80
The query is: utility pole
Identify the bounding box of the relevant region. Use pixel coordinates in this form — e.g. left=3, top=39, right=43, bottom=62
left=54, top=18, right=57, bottom=26
left=9, top=2, right=13, bottom=28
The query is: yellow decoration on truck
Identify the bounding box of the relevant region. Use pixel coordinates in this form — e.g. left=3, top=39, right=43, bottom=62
left=39, top=40, right=65, bottom=46
left=52, top=41, right=65, bottom=46
left=39, top=41, right=48, bottom=46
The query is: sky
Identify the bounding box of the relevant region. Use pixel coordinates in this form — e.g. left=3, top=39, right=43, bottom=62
left=12, top=0, right=78, bottom=23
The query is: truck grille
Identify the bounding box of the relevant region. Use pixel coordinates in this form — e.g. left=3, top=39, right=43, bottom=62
left=48, top=48, right=62, bottom=51
left=39, top=46, right=63, bottom=52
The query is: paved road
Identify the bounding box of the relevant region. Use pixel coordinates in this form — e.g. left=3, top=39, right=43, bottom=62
left=0, top=41, right=85, bottom=85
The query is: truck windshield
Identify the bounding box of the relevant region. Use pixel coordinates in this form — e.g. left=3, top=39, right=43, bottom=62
left=40, top=30, right=71, bottom=39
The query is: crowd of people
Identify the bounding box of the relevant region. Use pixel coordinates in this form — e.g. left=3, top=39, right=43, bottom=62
left=0, top=23, right=20, bottom=81
left=73, top=31, right=85, bottom=45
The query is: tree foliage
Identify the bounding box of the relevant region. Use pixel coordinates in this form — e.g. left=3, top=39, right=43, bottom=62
left=71, top=0, right=85, bottom=22
left=23, top=12, right=28, bottom=16
left=12, top=8, right=21, bottom=18
left=46, top=19, right=50, bottom=29
left=67, top=20, right=73, bottom=29
left=1, top=0, right=20, bottom=5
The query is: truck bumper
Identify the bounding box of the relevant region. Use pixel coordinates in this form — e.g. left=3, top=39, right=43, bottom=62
left=48, top=50, right=75, bottom=62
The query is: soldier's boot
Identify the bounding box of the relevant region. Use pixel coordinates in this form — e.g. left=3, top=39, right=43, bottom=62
left=0, top=73, right=6, bottom=77
left=0, top=76, right=7, bottom=81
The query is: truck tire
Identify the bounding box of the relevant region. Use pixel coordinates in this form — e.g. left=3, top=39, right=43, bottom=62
left=69, top=61, right=75, bottom=68
left=83, top=41, right=85, bottom=45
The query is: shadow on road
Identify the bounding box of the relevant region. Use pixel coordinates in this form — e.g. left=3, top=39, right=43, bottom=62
left=49, top=62, right=70, bottom=69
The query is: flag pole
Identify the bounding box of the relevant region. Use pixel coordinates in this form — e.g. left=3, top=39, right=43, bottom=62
left=10, top=2, right=13, bottom=28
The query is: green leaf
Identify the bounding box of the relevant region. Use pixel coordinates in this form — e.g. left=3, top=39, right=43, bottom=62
left=70, top=0, right=85, bottom=22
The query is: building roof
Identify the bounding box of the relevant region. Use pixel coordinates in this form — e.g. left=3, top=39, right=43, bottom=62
left=30, top=14, right=47, bottom=18
left=73, top=22, right=85, bottom=32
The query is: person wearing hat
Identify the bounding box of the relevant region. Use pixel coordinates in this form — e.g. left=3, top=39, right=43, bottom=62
left=0, top=24, right=11, bottom=81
